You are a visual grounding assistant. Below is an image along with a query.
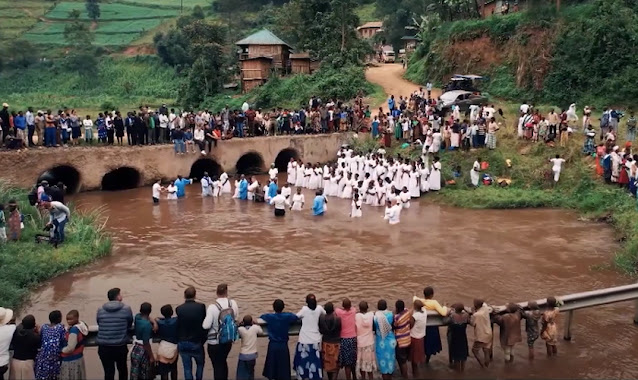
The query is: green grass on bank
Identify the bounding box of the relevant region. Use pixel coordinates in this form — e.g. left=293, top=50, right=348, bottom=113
left=349, top=105, right=638, bottom=276
left=0, top=184, right=112, bottom=310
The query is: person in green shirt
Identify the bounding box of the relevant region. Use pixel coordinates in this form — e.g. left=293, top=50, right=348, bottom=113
left=148, top=111, right=156, bottom=145
left=131, top=302, right=156, bottom=379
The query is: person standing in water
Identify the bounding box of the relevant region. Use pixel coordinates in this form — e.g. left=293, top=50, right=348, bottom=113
left=290, top=187, right=305, bottom=211
left=175, top=175, right=193, bottom=198
left=238, top=175, right=248, bottom=200
left=219, top=172, right=232, bottom=195
left=201, top=172, right=213, bottom=197
left=152, top=179, right=165, bottom=204
left=270, top=189, right=290, bottom=217
left=312, top=190, right=326, bottom=216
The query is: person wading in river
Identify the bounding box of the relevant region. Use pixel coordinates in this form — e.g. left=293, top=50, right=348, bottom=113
left=202, top=284, right=239, bottom=380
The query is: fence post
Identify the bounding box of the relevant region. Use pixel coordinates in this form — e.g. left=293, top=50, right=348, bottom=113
left=563, top=310, right=574, bottom=341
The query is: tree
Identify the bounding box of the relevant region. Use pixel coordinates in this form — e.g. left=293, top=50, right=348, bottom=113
left=2, top=40, right=38, bottom=68
left=86, top=0, right=100, bottom=21
left=64, top=8, right=98, bottom=83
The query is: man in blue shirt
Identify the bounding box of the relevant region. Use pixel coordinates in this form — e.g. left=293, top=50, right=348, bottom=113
left=238, top=175, right=248, bottom=200
left=174, top=175, right=193, bottom=198
left=267, top=178, right=278, bottom=200
left=387, top=95, right=395, bottom=112
left=13, top=111, right=26, bottom=148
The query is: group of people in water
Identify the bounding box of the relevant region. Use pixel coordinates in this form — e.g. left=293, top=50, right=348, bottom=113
left=151, top=145, right=445, bottom=225
left=0, top=284, right=562, bottom=380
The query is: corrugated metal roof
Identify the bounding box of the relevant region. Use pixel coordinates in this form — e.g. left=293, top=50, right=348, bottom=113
left=235, top=29, right=291, bottom=47
left=357, top=21, right=383, bottom=30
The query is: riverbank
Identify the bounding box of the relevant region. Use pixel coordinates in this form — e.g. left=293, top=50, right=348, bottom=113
left=350, top=124, right=638, bottom=275
left=0, top=183, right=112, bottom=309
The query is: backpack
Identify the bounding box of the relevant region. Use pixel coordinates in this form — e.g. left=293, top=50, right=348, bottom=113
left=209, top=301, right=238, bottom=344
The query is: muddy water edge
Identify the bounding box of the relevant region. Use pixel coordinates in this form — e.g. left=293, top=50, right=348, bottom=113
left=22, top=174, right=637, bottom=379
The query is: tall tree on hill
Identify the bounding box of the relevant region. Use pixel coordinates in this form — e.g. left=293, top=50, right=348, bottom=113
left=64, top=9, right=98, bottom=82
left=86, top=0, right=100, bottom=21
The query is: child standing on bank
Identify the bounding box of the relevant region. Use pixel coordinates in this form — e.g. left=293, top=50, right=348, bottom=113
left=541, top=296, right=560, bottom=357
left=60, top=310, right=88, bottom=380
left=237, top=315, right=263, bottom=380
left=522, top=301, right=542, bottom=359
left=494, top=303, right=522, bottom=363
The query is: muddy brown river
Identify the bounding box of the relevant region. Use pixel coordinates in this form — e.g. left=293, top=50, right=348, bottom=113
left=21, top=175, right=638, bottom=379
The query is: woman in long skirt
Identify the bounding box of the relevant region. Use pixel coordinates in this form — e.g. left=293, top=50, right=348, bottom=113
left=409, top=165, right=420, bottom=198
left=35, top=311, right=66, bottom=380
left=60, top=311, right=88, bottom=380
left=296, top=161, right=305, bottom=188
left=419, top=163, right=430, bottom=193
left=341, top=173, right=353, bottom=199
left=261, top=300, right=299, bottom=380
left=130, top=303, right=155, bottom=380
left=293, top=295, right=325, bottom=380
left=373, top=300, right=396, bottom=380
left=428, top=157, right=442, bottom=191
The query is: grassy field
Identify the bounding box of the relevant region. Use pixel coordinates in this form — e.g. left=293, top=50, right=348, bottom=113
left=0, top=183, right=112, bottom=310
left=0, top=0, right=54, bottom=41
left=0, top=56, right=178, bottom=115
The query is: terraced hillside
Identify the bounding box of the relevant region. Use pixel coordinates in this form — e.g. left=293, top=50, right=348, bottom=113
left=1, top=0, right=207, bottom=49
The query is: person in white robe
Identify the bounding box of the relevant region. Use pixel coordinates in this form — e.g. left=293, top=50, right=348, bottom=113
left=232, top=178, right=240, bottom=198
left=375, top=179, right=386, bottom=207
left=419, top=164, right=430, bottom=193
left=212, top=176, right=220, bottom=197
left=220, top=172, right=232, bottom=194
left=430, top=131, right=442, bottom=153
left=341, top=173, right=354, bottom=199
left=471, top=159, right=481, bottom=187
left=201, top=173, right=213, bottom=197
left=295, top=161, right=305, bottom=187
left=429, top=157, right=442, bottom=191
left=166, top=182, right=177, bottom=200
left=366, top=181, right=376, bottom=206
left=550, top=154, right=566, bottom=183
left=350, top=193, right=362, bottom=218
left=268, top=164, right=279, bottom=180
left=263, top=183, right=272, bottom=203
left=281, top=183, right=292, bottom=199
left=287, top=159, right=297, bottom=186
left=290, top=187, right=305, bottom=210
left=400, top=187, right=411, bottom=208
left=409, top=167, right=420, bottom=198
left=384, top=199, right=401, bottom=225
left=322, top=165, right=331, bottom=190
left=247, top=177, right=259, bottom=201
left=303, top=164, right=312, bottom=188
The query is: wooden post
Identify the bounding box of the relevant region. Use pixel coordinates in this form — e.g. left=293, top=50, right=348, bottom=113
left=563, top=310, right=574, bottom=341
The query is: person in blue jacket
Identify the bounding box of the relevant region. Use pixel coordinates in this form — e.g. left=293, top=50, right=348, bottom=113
left=174, top=175, right=193, bottom=198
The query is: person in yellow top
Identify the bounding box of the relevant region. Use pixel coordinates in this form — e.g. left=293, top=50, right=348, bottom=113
left=413, top=287, right=449, bottom=363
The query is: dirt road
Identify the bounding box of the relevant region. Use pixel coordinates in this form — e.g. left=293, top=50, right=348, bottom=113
left=365, top=63, right=441, bottom=112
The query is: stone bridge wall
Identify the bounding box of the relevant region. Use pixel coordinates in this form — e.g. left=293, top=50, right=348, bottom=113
left=0, top=134, right=352, bottom=192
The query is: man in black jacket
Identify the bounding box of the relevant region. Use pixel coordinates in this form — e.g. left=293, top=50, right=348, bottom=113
left=176, top=286, right=207, bottom=380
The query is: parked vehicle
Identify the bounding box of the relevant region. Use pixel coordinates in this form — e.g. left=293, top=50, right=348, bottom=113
left=442, top=74, right=485, bottom=93
left=381, top=46, right=395, bottom=63
left=438, top=90, right=488, bottom=112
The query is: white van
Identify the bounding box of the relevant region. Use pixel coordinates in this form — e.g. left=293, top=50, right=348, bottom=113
left=382, top=48, right=395, bottom=63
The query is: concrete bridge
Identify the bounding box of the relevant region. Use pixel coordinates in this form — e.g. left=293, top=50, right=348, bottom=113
left=0, top=134, right=352, bottom=193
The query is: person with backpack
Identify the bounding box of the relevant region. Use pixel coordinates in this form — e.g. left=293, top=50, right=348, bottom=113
left=202, top=284, right=238, bottom=380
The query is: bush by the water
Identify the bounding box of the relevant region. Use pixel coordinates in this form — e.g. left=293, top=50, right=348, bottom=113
left=406, top=0, right=638, bottom=107
left=0, top=184, right=111, bottom=309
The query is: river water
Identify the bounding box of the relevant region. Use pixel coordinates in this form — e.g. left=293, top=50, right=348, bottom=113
left=22, top=175, right=638, bottom=379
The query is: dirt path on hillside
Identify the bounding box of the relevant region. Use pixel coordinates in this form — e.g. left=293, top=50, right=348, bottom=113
left=365, top=63, right=441, bottom=112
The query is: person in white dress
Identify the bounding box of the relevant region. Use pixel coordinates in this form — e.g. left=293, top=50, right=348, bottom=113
left=322, top=164, right=331, bottom=190
left=341, top=173, right=353, bottom=199
left=401, top=161, right=411, bottom=190
left=419, top=163, right=430, bottom=193
left=384, top=199, right=401, bottom=225
left=281, top=183, right=292, bottom=200
left=430, top=131, right=442, bottom=153
left=375, top=179, right=386, bottom=207
left=287, top=159, right=297, bottom=186
left=232, top=178, right=240, bottom=198
left=220, top=172, right=232, bottom=194
left=429, top=157, right=442, bottom=191
left=290, top=187, right=305, bottom=210
left=263, top=183, right=271, bottom=203
left=366, top=181, right=377, bottom=206
left=550, top=154, right=566, bottom=183
left=212, top=176, right=220, bottom=197
left=201, top=173, right=213, bottom=197
left=166, top=182, right=177, bottom=200
left=409, top=166, right=420, bottom=198
left=268, top=164, right=279, bottom=180
left=303, top=164, right=313, bottom=189
left=350, top=193, right=363, bottom=218
left=295, top=161, right=305, bottom=188
left=247, top=177, right=259, bottom=201
left=400, top=187, right=411, bottom=208
left=471, top=159, right=481, bottom=187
